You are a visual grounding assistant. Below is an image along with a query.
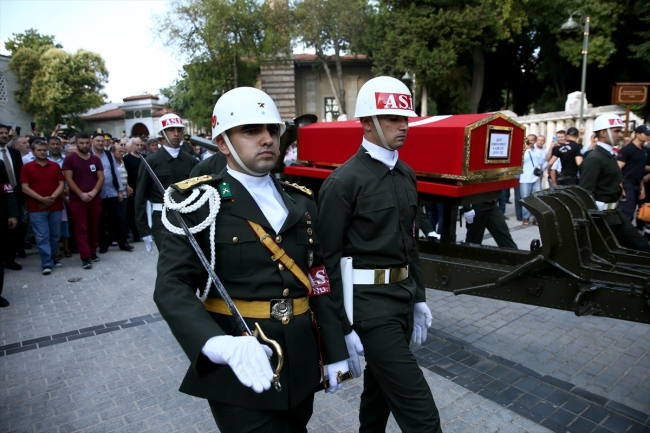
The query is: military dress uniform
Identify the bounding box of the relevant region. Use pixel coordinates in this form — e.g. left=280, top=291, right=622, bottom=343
left=318, top=146, right=442, bottom=433
left=154, top=171, right=348, bottom=432
left=190, top=150, right=228, bottom=178
left=579, top=145, right=650, bottom=252
left=134, top=146, right=197, bottom=250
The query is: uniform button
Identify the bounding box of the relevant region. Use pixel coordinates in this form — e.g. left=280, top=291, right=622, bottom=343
left=279, top=263, right=285, bottom=271
left=232, top=237, right=238, bottom=243
left=309, top=238, right=313, bottom=244
left=283, top=288, right=290, bottom=297
left=275, top=235, right=282, bottom=243
left=307, top=228, right=313, bottom=235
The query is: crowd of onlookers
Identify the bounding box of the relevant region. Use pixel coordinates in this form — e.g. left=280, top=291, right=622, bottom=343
left=0, top=122, right=215, bottom=308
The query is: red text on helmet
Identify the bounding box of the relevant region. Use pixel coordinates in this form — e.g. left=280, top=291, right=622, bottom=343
left=162, top=117, right=183, bottom=127
left=375, top=92, right=413, bottom=111
left=608, top=118, right=623, bottom=126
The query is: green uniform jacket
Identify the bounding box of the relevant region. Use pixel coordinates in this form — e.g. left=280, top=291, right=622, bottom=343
left=317, top=146, right=425, bottom=333
left=154, top=171, right=348, bottom=410
left=579, top=145, right=627, bottom=226
left=134, top=147, right=197, bottom=237
left=190, top=151, right=228, bottom=178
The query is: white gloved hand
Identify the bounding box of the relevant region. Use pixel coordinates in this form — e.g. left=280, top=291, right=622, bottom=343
left=142, top=235, right=153, bottom=252
left=411, top=302, right=433, bottom=346
left=344, top=330, right=365, bottom=378
left=426, top=231, right=441, bottom=240
left=464, top=209, right=476, bottom=225
left=202, top=335, right=274, bottom=393
left=325, top=360, right=350, bottom=394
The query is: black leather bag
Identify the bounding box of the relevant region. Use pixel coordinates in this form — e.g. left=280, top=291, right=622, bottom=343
left=529, top=151, right=542, bottom=177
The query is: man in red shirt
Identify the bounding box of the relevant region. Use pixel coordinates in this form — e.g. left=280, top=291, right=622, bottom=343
left=20, top=141, right=65, bottom=274
left=62, top=132, right=105, bottom=269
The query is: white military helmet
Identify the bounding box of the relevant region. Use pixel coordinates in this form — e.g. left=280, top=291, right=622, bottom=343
left=159, top=113, right=184, bottom=131
left=211, top=87, right=285, bottom=176
left=354, top=76, right=417, bottom=150
left=593, top=113, right=624, bottom=146
left=593, top=113, right=624, bottom=132
left=354, top=76, right=417, bottom=118
left=158, top=113, right=184, bottom=147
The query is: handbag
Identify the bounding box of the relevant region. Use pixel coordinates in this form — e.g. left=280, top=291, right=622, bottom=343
left=637, top=203, right=650, bottom=222
left=528, top=150, right=542, bottom=177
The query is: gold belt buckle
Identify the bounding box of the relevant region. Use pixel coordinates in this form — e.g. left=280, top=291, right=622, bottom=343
left=373, top=269, right=386, bottom=284
left=389, top=267, right=408, bottom=283
left=270, top=299, right=294, bottom=325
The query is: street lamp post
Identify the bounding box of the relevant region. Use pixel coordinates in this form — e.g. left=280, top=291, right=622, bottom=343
left=560, top=10, right=590, bottom=132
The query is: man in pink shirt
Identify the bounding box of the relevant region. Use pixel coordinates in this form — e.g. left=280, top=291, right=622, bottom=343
left=62, top=132, right=105, bottom=269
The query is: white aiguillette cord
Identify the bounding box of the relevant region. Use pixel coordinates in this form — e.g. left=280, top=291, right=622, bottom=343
left=162, top=184, right=221, bottom=301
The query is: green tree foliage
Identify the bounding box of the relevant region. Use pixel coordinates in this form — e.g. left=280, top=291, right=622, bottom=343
left=5, top=29, right=108, bottom=132
left=157, top=0, right=291, bottom=125
left=293, top=0, right=371, bottom=116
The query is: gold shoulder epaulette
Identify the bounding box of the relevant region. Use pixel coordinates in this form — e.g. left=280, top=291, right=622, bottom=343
left=173, top=175, right=214, bottom=191
left=282, top=182, right=313, bottom=196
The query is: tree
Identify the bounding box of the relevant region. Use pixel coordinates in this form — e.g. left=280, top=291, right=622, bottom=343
left=293, top=0, right=370, bottom=117
left=157, top=0, right=290, bottom=88
left=367, top=0, right=527, bottom=114
left=5, top=30, right=108, bottom=132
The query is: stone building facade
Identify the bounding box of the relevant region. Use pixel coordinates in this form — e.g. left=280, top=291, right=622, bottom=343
left=0, top=55, right=34, bottom=132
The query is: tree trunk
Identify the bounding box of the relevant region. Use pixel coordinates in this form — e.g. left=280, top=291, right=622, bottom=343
left=317, top=51, right=343, bottom=117
left=334, top=40, right=346, bottom=116
left=233, top=49, right=239, bottom=88
left=553, top=76, right=566, bottom=106
left=468, top=46, right=484, bottom=114
left=420, top=81, right=428, bottom=116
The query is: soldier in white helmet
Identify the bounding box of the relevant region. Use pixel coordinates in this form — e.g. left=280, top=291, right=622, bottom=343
left=318, top=76, right=443, bottom=432
left=579, top=113, right=650, bottom=251
left=154, top=87, right=351, bottom=431
left=135, top=113, right=198, bottom=251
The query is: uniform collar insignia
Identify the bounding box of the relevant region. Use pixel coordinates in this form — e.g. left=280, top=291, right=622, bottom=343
left=219, top=182, right=233, bottom=198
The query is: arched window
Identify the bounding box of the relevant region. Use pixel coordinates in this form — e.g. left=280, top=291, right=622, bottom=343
left=0, top=73, right=7, bottom=102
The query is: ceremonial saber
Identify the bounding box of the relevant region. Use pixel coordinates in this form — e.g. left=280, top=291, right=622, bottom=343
left=140, top=156, right=283, bottom=392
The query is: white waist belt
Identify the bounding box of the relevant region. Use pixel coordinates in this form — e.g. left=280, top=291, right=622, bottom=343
left=595, top=201, right=618, bottom=211
left=151, top=203, right=163, bottom=211
left=352, top=266, right=409, bottom=285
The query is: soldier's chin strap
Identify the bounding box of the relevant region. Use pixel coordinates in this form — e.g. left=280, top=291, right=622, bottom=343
left=371, top=115, right=394, bottom=151
left=606, top=129, right=616, bottom=149
left=221, top=132, right=268, bottom=177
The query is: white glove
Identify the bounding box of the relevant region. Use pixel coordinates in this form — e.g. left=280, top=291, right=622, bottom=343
left=464, top=209, right=476, bottom=225
left=411, top=302, right=433, bottom=346
left=426, top=231, right=441, bottom=240
left=202, top=335, right=274, bottom=393
left=142, top=235, right=153, bottom=252
left=344, top=330, right=365, bottom=378
left=324, top=359, right=350, bottom=394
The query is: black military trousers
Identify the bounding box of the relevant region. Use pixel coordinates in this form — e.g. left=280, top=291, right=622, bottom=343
left=610, top=208, right=650, bottom=252
left=466, top=202, right=518, bottom=249
left=354, top=315, right=442, bottom=433
left=208, top=392, right=314, bottom=433
left=151, top=211, right=166, bottom=251
left=98, top=196, right=127, bottom=249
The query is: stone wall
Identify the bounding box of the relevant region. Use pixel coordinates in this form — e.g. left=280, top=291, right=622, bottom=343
left=260, top=58, right=296, bottom=120
left=0, top=55, right=34, bottom=132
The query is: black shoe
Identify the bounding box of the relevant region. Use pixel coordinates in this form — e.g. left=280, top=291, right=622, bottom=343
left=16, top=249, right=27, bottom=258
left=0, top=296, right=9, bottom=307
left=99, top=246, right=108, bottom=254
left=90, top=254, right=100, bottom=262
left=119, top=243, right=134, bottom=251
left=82, top=259, right=92, bottom=269
left=132, top=237, right=142, bottom=243
left=4, top=261, right=22, bottom=270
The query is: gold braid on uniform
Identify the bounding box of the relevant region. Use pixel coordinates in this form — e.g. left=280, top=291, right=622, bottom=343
left=162, top=184, right=221, bottom=302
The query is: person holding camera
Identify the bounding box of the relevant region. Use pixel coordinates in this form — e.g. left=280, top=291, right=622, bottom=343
left=521, top=134, right=544, bottom=225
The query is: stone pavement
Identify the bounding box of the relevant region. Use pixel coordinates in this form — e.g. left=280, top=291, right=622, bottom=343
left=1, top=197, right=649, bottom=432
